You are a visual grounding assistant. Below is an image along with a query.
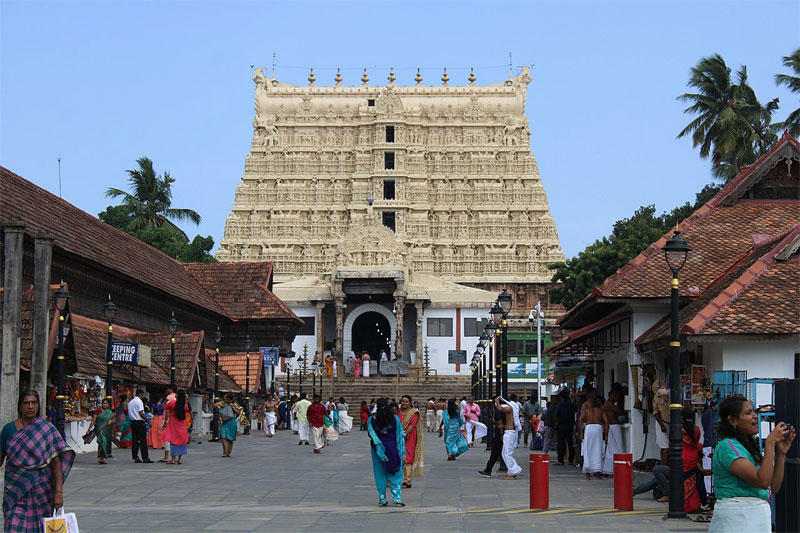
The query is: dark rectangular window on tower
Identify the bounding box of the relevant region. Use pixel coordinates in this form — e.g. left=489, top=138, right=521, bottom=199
left=368, top=99, right=375, bottom=107
left=382, top=211, right=396, bottom=232
left=385, top=125, right=395, bottom=143
left=384, top=151, right=395, bottom=170
left=383, top=179, right=395, bottom=200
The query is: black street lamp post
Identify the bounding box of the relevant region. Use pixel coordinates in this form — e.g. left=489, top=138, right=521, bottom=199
left=103, top=295, right=117, bottom=405
left=496, top=289, right=513, bottom=398
left=53, top=283, right=70, bottom=437
left=483, top=321, right=497, bottom=451
left=662, top=229, right=691, bottom=520
left=211, top=327, right=223, bottom=442
left=167, top=313, right=179, bottom=390
left=244, top=336, right=253, bottom=435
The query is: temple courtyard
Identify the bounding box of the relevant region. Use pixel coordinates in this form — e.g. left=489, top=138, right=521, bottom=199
left=27, top=430, right=712, bottom=532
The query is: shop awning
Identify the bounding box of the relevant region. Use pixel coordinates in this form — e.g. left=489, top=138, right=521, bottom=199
left=544, top=311, right=631, bottom=359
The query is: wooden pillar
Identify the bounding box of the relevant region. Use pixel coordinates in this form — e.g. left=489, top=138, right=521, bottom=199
left=31, top=235, right=54, bottom=408
left=394, top=295, right=405, bottom=361
left=315, top=302, right=325, bottom=356
left=415, top=301, right=423, bottom=364
left=335, top=298, right=344, bottom=357
left=1, top=224, right=25, bottom=426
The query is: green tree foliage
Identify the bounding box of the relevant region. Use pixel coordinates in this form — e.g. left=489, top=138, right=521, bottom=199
left=775, top=48, right=800, bottom=136
left=105, top=157, right=201, bottom=240
left=98, top=206, right=217, bottom=263
left=548, top=184, right=720, bottom=309
left=677, top=54, right=779, bottom=182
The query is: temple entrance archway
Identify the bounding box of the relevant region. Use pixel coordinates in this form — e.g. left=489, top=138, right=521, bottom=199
left=343, top=303, right=396, bottom=358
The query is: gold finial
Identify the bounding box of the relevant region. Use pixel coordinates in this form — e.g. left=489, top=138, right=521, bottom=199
left=468, top=67, right=476, bottom=84
left=361, top=68, right=369, bottom=85
left=441, top=68, right=449, bottom=85
left=334, top=67, right=342, bottom=85
left=388, top=67, right=396, bottom=83
left=307, top=68, right=316, bottom=85
left=414, top=68, right=423, bottom=84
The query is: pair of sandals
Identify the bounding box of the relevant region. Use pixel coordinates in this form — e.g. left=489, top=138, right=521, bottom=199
left=378, top=501, right=405, bottom=507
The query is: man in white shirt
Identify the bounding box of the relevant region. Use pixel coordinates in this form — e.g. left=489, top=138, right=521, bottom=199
left=128, top=389, right=153, bottom=463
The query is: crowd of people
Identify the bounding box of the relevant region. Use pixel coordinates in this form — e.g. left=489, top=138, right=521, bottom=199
left=1, top=384, right=795, bottom=530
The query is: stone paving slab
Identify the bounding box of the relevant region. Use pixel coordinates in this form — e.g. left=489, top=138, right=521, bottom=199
left=2, top=428, right=710, bottom=532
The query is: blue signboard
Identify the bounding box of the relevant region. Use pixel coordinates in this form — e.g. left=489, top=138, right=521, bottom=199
left=110, top=341, right=139, bottom=364
left=260, top=347, right=279, bottom=367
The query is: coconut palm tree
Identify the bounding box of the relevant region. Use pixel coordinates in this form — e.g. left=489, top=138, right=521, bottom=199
left=677, top=54, right=778, bottom=182
left=106, top=157, right=201, bottom=240
left=775, top=48, right=800, bottom=136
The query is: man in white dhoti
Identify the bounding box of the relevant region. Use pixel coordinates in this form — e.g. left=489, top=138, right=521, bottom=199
left=463, top=397, right=486, bottom=447
left=362, top=352, right=371, bottom=377
left=263, top=395, right=277, bottom=437
left=579, top=397, right=607, bottom=479
left=495, top=396, right=522, bottom=479
left=292, top=393, right=311, bottom=445
left=425, top=398, right=437, bottom=432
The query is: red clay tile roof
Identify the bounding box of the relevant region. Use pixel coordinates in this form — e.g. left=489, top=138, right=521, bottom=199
left=184, top=262, right=300, bottom=322
left=0, top=166, right=227, bottom=316
left=559, top=134, right=800, bottom=327
left=0, top=284, right=62, bottom=370
left=200, top=349, right=242, bottom=393
left=70, top=314, right=171, bottom=386
left=129, top=331, right=204, bottom=390
left=217, top=352, right=262, bottom=393
left=636, top=226, right=800, bottom=344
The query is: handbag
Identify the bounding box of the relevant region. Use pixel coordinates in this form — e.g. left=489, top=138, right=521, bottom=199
left=82, top=430, right=96, bottom=445
left=43, top=507, right=79, bottom=533
left=220, top=405, right=235, bottom=423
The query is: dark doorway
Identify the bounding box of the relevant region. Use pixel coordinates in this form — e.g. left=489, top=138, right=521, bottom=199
left=352, top=311, right=391, bottom=359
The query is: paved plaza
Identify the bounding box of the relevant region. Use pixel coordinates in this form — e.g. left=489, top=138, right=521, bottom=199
left=2, top=428, right=713, bottom=532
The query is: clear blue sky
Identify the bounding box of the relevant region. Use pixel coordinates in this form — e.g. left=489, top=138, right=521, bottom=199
left=2, top=1, right=797, bottom=259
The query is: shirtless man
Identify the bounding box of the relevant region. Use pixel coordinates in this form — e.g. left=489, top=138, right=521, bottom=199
left=436, top=398, right=447, bottom=430
left=579, top=397, right=608, bottom=479
left=601, top=390, right=625, bottom=476
left=494, top=396, right=522, bottom=479
left=262, top=395, right=277, bottom=437
left=426, top=398, right=437, bottom=432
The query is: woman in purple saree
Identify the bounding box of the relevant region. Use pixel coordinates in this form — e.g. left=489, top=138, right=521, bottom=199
left=1, top=390, right=75, bottom=532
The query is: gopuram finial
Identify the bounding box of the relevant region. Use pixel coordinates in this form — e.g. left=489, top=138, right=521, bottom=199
left=361, top=68, right=369, bottom=85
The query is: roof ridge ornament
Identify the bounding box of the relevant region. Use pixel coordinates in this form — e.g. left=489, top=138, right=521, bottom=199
left=414, top=68, right=423, bottom=85
left=334, top=67, right=343, bottom=86
left=441, top=68, right=449, bottom=86
left=361, top=68, right=369, bottom=86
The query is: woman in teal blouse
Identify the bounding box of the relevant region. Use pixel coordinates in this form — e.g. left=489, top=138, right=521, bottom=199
left=710, top=396, right=795, bottom=532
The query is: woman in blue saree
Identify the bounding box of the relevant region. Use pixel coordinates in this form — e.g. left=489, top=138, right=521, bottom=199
left=1, top=390, right=75, bottom=532
left=438, top=398, right=469, bottom=460
left=367, top=398, right=406, bottom=507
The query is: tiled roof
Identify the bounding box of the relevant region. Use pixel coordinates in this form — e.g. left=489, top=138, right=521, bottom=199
left=217, top=352, right=262, bottom=393
left=0, top=284, right=61, bottom=370
left=70, top=314, right=171, bottom=386
left=559, top=134, right=800, bottom=327
left=0, top=166, right=227, bottom=316
left=636, top=226, right=800, bottom=344
left=200, top=349, right=242, bottom=393
left=184, top=263, right=300, bottom=322
left=129, top=331, right=205, bottom=390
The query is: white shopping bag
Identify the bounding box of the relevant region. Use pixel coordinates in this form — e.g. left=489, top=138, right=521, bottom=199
left=43, top=507, right=79, bottom=533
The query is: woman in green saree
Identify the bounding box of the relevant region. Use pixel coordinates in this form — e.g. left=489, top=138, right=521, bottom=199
left=86, top=399, right=114, bottom=464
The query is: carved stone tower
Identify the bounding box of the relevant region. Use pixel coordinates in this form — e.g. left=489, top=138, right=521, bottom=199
left=218, top=66, right=565, bottom=318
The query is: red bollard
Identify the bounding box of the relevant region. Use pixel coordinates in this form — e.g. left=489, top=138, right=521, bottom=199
left=529, top=453, right=549, bottom=509
left=613, top=453, right=633, bottom=511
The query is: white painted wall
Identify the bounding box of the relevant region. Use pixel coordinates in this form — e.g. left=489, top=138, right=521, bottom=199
left=422, top=308, right=460, bottom=375
left=289, top=306, right=317, bottom=359
left=721, top=336, right=799, bottom=380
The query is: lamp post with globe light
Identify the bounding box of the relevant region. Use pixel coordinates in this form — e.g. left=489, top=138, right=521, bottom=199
left=662, top=229, right=691, bottom=520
